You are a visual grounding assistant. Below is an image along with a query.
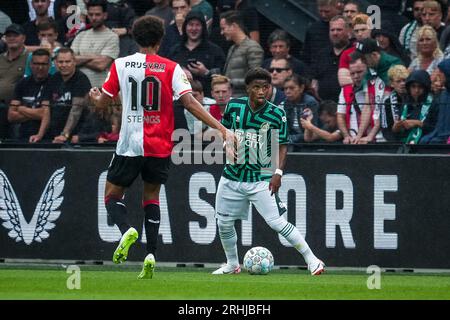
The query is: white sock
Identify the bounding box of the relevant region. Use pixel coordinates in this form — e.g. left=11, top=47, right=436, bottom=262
left=217, top=219, right=239, bottom=266
left=271, top=219, right=317, bottom=265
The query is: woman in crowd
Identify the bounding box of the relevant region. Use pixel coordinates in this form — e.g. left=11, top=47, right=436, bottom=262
left=279, top=74, right=319, bottom=145
left=408, top=25, right=444, bottom=75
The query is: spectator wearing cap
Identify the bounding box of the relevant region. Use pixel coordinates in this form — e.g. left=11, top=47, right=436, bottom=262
left=355, top=37, right=404, bottom=85
left=311, top=15, right=352, bottom=102
left=399, top=0, right=424, bottom=61
left=408, top=25, right=443, bottom=76
left=0, top=24, right=29, bottom=139
left=220, top=10, right=264, bottom=97
left=262, top=29, right=308, bottom=78
left=392, top=69, right=438, bottom=144
left=167, top=11, right=226, bottom=97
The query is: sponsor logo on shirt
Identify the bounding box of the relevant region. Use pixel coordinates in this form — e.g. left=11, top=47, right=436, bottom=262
left=124, top=61, right=166, bottom=72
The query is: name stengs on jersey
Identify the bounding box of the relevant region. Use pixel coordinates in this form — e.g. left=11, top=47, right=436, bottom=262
left=124, top=61, right=166, bottom=72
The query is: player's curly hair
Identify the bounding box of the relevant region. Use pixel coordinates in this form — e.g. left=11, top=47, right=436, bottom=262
left=132, top=16, right=165, bottom=48
left=245, top=67, right=272, bottom=85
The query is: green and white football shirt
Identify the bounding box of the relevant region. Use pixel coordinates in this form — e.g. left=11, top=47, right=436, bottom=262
left=221, top=97, right=288, bottom=182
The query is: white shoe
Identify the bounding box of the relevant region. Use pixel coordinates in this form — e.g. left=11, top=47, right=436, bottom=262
left=212, top=263, right=241, bottom=275
left=308, top=259, right=325, bottom=275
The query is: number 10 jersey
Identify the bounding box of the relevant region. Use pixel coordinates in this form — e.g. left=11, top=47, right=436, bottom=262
left=102, top=52, right=192, bottom=157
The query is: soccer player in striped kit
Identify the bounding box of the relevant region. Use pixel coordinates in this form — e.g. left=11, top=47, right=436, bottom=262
left=212, top=67, right=325, bottom=276
left=90, top=15, right=233, bottom=279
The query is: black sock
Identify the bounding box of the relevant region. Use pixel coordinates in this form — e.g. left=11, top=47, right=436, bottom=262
left=144, top=203, right=160, bottom=256
left=105, top=197, right=130, bottom=235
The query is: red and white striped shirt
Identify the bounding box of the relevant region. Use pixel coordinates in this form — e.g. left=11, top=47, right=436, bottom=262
left=102, top=52, right=192, bottom=157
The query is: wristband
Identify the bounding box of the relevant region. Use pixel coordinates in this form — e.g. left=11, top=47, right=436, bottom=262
left=274, top=169, right=283, bottom=176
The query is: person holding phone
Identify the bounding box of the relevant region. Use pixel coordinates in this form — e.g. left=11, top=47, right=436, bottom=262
left=167, top=11, right=225, bottom=96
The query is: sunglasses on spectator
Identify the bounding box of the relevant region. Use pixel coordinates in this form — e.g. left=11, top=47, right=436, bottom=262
left=269, top=67, right=289, bottom=73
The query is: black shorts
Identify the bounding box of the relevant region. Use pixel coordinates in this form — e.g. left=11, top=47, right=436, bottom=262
left=107, top=153, right=171, bottom=187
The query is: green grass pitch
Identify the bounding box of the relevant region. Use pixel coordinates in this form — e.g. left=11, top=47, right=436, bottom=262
left=1, top=265, right=450, bottom=300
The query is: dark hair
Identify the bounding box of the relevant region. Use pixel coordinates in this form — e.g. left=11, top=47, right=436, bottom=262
left=349, top=50, right=364, bottom=64
left=284, top=74, right=308, bottom=87
left=245, top=67, right=272, bottom=85
left=170, top=0, right=191, bottom=6
left=37, top=21, right=59, bottom=33
left=330, top=15, right=352, bottom=29
left=32, top=48, right=51, bottom=59
left=190, top=79, right=203, bottom=92
left=220, top=10, right=245, bottom=32
left=86, top=0, right=107, bottom=12
left=132, top=16, right=165, bottom=48
left=344, top=0, right=361, bottom=11
left=55, top=47, right=75, bottom=58
left=284, top=74, right=318, bottom=100
left=271, top=58, right=291, bottom=70
left=267, top=29, right=291, bottom=48
left=319, top=100, right=337, bottom=116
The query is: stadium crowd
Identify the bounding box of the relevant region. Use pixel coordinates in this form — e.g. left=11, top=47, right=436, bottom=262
left=0, top=0, right=450, bottom=146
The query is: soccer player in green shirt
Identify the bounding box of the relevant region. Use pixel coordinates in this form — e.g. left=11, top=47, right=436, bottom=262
left=212, top=67, right=325, bottom=275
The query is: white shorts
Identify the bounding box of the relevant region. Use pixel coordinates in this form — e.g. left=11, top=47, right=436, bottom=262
left=215, top=176, right=286, bottom=222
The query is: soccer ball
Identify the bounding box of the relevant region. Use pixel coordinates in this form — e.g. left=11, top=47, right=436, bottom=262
left=243, top=246, right=274, bottom=275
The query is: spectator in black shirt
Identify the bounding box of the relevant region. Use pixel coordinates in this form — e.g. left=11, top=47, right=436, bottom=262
left=312, top=15, right=352, bottom=102
left=168, top=11, right=226, bottom=96
left=7, top=49, right=51, bottom=143
left=46, top=47, right=91, bottom=143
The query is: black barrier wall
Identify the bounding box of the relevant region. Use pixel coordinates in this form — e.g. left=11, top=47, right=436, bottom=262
left=0, top=148, right=449, bottom=269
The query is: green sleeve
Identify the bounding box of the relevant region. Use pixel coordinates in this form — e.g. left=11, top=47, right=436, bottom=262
left=278, top=109, right=289, bottom=144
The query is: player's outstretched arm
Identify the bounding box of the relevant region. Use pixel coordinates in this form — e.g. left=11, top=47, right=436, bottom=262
left=180, top=93, right=231, bottom=141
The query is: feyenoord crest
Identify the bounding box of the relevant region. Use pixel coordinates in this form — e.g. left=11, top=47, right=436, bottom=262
left=0, top=167, right=65, bottom=245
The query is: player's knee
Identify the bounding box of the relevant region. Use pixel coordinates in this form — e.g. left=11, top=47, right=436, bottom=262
left=265, top=216, right=286, bottom=233
left=217, top=219, right=234, bottom=232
